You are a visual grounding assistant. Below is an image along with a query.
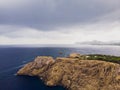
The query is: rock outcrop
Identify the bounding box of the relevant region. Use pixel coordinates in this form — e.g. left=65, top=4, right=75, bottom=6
left=17, top=54, right=120, bottom=90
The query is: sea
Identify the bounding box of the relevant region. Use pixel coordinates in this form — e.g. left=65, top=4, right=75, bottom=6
left=0, top=45, right=120, bottom=90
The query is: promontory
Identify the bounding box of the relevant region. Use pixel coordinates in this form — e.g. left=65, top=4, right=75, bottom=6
left=17, top=53, right=120, bottom=90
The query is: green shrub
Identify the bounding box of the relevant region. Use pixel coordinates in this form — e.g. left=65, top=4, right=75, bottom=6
left=85, top=54, right=120, bottom=64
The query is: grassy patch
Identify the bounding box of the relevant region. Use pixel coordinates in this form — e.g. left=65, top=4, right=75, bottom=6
left=85, top=54, right=120, bottom=64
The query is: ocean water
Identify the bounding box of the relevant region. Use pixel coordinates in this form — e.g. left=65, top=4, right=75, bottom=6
left=0, top=45, right=120, bottom=90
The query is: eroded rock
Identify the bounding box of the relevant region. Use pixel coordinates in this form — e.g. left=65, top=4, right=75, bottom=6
left=17, top=54, right=120, bottom=90
left=17, top=56, right=55, bottom=76
left=69, top=53, right=81, bottom=58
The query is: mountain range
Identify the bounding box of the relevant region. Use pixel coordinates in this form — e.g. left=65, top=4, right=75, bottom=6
left=76, top=40, right=120, bottom=45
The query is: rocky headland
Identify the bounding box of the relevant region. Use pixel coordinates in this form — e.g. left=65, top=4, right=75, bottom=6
left=17, top=53, right=120, bottom=90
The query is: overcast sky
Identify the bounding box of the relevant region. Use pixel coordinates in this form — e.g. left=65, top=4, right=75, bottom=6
left=0, top=0, right=120, bottom=44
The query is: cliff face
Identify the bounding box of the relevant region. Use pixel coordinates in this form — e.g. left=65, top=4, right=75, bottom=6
left=17, top=54, right=120, bottom=90
left=17, top=56, right=55, bottom=76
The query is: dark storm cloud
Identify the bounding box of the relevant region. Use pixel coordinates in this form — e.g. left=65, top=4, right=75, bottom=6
left=0, top=0, right=120, bottom=30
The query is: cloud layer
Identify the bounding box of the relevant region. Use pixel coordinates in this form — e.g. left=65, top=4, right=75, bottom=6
left=0, top=0, right=120, bottom=44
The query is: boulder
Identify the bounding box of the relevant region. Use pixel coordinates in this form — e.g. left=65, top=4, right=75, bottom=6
left=69, top=53, right=81, bottom=58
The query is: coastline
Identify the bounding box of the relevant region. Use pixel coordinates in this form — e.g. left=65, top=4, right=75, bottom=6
left=17, top=53, right=120, bottom=90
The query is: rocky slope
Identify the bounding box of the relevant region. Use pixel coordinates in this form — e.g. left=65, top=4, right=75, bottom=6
left=17, top=53, right=120, bottom=90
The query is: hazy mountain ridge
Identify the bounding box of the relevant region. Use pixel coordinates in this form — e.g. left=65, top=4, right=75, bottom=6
left=76, top=40, right=120, bottom=45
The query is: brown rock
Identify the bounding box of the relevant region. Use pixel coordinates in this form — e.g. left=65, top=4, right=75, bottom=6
left=17, top=54, right=120, bottom=90
left=17, top=56, right=55, bottom=76
left=69, top=53, right=81, bottom=58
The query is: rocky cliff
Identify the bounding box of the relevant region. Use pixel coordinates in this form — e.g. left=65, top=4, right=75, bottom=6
left=17, top=54, right=120, bottom=90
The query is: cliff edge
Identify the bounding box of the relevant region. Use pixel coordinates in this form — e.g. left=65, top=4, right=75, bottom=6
left=17, top=53, right=120, bottom=90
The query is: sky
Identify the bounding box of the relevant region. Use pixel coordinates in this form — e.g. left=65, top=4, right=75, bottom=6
left=0, top=0, right=120, bottom=44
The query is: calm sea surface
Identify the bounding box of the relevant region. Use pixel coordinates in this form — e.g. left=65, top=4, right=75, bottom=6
left=0, top=45, right=120, bottom=90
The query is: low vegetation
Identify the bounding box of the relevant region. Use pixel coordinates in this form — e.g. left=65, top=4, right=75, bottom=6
left=68, top=53, right=120, bottom=64
left=82, top=54, right=120, bottom=64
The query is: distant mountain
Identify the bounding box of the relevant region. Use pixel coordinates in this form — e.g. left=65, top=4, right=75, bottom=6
left=76, top=40, right=120, bottom=45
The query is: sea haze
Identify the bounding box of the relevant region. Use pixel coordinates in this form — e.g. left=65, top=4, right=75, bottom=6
left=0, top=45, right=120, bottom=90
